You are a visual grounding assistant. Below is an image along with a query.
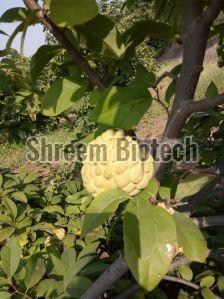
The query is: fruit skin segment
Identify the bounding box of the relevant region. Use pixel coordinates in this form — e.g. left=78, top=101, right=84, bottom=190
left=81, top=130, right=154, bottom=197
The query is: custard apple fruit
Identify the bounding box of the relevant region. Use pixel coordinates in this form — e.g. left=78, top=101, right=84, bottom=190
left=81, top=130, right=154, bottom=197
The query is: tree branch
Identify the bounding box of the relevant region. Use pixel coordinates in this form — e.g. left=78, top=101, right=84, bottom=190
left=23, top=0, right=107, bottom=90
left=192, top=93, right=224, bottom=112
left=161, top=0, right=223, bottom=146
left=201, top=0, right=224, bottom=25
left=80, top=254, right=128, bottom=299
left=173, top=0, right=222, bottom=108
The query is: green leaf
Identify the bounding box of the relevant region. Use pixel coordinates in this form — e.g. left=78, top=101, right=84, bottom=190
left=206, top=81, right=218, bottom=98
left=61, top=248, right=77, bottom=268
left=74, top=241, right=99, bottom=275
left=0, top=30, right=8, bottom=36
left=76, top=14, right=125, bottom=59
left=30, top=45, right=62, bottom=83
left=81, top=188, right=130, bottom=237
left=80, top=261, right=108, bottom=276
left=12, top=191, right=27, bottom=203
left=0, top=7, right=27, bottom=23
left=77, top=241, right=99, bottom=260
left=67, top=276, right=92, bottom=298
left=16, top=217, right=32, bottom=230
left=0, top=214, right=12, bottom=224
left=44, top=205, right=64, bottom=215
left=89, top=88, right=104, bottom=105
left=4, top=198, right=17, bottom=219
left=24, top=172, right=40, bottom=184
left=47, top=0, right=98, bottom=27
left=195, top=270, right=217, bottom=281
left=177, top=290, right=189, bottom=299
left=173, top=212, right=207, bottom=263
left=32, top=222, right=56, bottom=232
left=61, top=248, right=77, bottom=289
left=17, top=89, right=33, bottom=97
left=178, top=264, right=193, bottom=281
left=18, top=167, right=27, bottom=181
left=124, top=21, right=176, bottom=43
left=65, top=193, right=81, bottom=204
left=0, top=292, right=11, bottom=299
left=6, top=22, right=24, bottom=49
left=20, top=11, right=36, bottom=55
left=136, top=178, right=159, bottom=200
left=0, top=227, right=15, bottom=242
left=82, top=125, right=111, bottom=144
left=1, top=237, right=21, bottom=278
left=124, top=197, right=177, bottom=291
left=24, top=257, right=46, bottom=289
left=200, top=276, right=215, bottom=288
left=201, top=288, right=217, bottom=299
left=165, top=80, right=176, bottom=103
left=66, top=205, right=80, bottom=216
left=42, top=76, right=88, bottom=116
left=36, top=279, right=56, bottom=298
left=50, top=254, right=66, bottom=276
left=159, top=176, right=177, bottom=200
left=66, top=180, right=80, bottom=194
left=123, top=20, right=176, bottom=59
left=175, top=174, right=215, bottom=201
left=91, top=67, right=155, bottom=129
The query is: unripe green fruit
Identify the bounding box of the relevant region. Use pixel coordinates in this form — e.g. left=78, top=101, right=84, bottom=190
left=81, top=130, right=154, bottom=197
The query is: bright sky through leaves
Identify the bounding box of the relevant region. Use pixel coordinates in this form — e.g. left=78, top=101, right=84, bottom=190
left=0, top=0, right=45, bottom=56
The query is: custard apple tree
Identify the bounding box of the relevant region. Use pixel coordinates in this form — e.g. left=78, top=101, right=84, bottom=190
left=1, top=0, right=224, bottom=298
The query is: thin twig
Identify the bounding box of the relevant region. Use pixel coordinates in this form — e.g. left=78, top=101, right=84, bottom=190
left=153, top=87, right=170, bottom=116
left=164, top=275, right=199, bottom=290
left=151, top=72, right=178, bottom=89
